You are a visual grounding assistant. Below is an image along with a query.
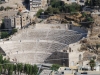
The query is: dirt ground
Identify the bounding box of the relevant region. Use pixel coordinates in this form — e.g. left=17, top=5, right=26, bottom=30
left=0, top=0, right=23, bottom=7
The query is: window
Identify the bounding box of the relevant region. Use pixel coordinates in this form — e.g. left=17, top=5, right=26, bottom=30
left=79, top=54, right=82, bottom=61
left=69, top=47, right=71, bottom=52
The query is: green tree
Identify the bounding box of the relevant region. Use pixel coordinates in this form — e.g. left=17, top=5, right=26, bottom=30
left=3, top=64, right=7, bottom=73
left=52, top=1, right=64, bottom=8
left=17, top=63, right=20, bottom=75
left=8, top=64, right=13, bottom=75
left=29, top=65, right=32, bottom=75
left=17, top=63, right=23, bottom=75
left=36, top=9, right=44, bottom=18
left=68, top=3, right=80, bottom=13
left=11, top=28, right=17, bottom=35
left=82, top=12, right=87, bottom=17
left=24, top=64, right=30, bottom=75
left=23, top=64, right=27, bottom=74
left=19, top=63, right=23, bottom=75
left=13, top=65, right=17, bottom=74
left=2, top=58, right=10, bottom=74
left=0, top=54, right=3, bottom=64
left=51, top=64, right=60, bottom=71
left=1, top=32, right=9, bottom=39
left=0, top=6, right=4, bottom=11
left=32, top=65, right=38, bottom=75
left=89, top=59, right=96, bottom=70
left=45, top=7, right=53, bottom=15
left=53, top=8, right=60, bottom=14
left=50, top=0, right=59, bottom=6
left=87, top=17, right=93, bottom=21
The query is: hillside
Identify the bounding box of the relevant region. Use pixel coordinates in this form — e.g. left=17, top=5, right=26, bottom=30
left=0, top=0, right=23, bottom=7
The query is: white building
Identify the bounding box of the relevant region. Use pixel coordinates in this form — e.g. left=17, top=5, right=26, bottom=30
left=61, top=0, right=85, bottom=5
left=29, top=0, right=48, bottom=11
left=4, top=14, right=31, bottom=29
left=67, top=43, right=84, bottom=67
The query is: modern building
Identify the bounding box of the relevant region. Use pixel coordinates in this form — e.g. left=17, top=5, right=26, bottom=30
left=4, top=14, right=31, bottom=29
left=4, top=16, right=15, bottom=29
left=61, top=0, right=85, bottom=5
left=29, top=0, right=48, bottom=11
left=61, top=0, right=77, bottom=4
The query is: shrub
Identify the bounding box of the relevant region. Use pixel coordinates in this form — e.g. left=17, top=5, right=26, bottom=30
left=51, top=64, right=60, bottom=71
left=87, top=17, right=93, bottom=21
left=1, top=32, right=9, bottom=39
left=0, top=6, right=4, bottom=11
left=11, top=28, right=17, bottom=35
left=36, top=9, right=44, bottom=18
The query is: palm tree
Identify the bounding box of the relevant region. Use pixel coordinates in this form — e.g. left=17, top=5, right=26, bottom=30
left=17, top=63, right=23, bottom=75
left=29, top=65, right=32, bottom=75
left=32, top=65, right=38, bottom=75
left=24, top=64, right=29, bottom=75
left=23, top=64, right=27, bottom=74
left=17, top=63, right=20, bottom=75
left=13, top=64, right=17, bottom=74
left=8, top=64, right=13, bottom=75
left=89, top=59, right=96, bottom=70
left=19, top=63, right=23, bottom=75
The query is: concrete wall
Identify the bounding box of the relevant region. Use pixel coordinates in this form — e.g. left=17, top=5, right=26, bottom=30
left=68, top=43, right=84, bottom=67
left=68, top=24, right=88, bottom=33
left=35, top=23, right=67, bottom=30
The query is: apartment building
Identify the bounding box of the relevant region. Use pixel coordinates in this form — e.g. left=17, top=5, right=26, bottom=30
left=4, top=14, right=31, bottom=29
left=61, top=0, right=85, bottom=5
left=4, top=16, right=15, bottom=29
left=29, top=0, right=48, bottom=11
left=14, top=16, right=21, bottom=28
